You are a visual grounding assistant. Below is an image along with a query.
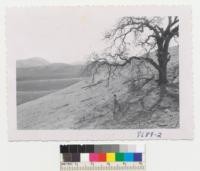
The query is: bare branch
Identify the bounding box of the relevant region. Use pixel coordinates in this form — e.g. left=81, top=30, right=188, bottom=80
left=87, top=16, right=179, bottom=87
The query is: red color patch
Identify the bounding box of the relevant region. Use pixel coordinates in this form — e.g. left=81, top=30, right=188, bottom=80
left=98, top=153, right=106, bottom=162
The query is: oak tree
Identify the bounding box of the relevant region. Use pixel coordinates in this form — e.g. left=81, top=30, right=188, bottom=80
left=87, top=16, right=179, bottom=86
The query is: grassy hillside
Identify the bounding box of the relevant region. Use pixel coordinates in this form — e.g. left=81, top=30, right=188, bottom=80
left=17, top=91, right=52, bottom=106
left=17, top=46, right=179, bottom=129
left=17, top=61, right=85, bottom=105
left=17, top=78, right=82, bottom=105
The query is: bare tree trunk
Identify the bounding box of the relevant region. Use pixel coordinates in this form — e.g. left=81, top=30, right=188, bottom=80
left=158, top=62, right=168, bottom=85
left=157, top=49, right=168, bottom=86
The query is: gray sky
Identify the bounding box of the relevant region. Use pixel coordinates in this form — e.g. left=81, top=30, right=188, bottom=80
left=6, top=7, right=127, bottom=64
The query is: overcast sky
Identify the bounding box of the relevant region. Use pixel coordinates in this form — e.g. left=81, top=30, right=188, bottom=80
left=6, top=7, right=177, bottom=64
left=6, top=7, right=129, bottom=64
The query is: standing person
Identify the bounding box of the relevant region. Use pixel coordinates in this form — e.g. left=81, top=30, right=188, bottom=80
left=113, top=94, right=121, bottom=120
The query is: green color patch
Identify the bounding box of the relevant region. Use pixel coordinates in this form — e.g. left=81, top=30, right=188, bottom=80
left=115, top=153, right=124, bottom=161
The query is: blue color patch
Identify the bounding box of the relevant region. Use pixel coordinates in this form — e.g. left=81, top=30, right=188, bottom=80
left=134, top=153, right=142, bottom=162
left=124, top=153, right=134, bottom=161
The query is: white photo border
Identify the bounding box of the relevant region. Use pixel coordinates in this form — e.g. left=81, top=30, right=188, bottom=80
left=7, top=5, right=193, bottom=141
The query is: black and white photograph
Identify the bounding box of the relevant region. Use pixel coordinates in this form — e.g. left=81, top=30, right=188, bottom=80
left=7, top=6, right=192, bottom=140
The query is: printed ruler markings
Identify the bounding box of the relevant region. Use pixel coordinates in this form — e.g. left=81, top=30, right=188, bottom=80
left=61, top=166, right=145, bottom=171
left=60, top=163, right=145, bottom=171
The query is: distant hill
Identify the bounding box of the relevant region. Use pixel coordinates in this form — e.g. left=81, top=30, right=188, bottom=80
left=17, top=57, right=50, bottom=68
left=17, top=62, right=84, bottom=81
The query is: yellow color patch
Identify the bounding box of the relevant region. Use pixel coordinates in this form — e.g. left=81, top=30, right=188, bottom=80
left=106, top=153, right=115, bottom=162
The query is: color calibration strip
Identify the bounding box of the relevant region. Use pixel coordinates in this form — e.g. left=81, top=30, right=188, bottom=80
left=60, top=144, right=143, bottom=162
left=60, top=145, right=145, bottom=171
left=62, top=152, right=142, bottom=162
